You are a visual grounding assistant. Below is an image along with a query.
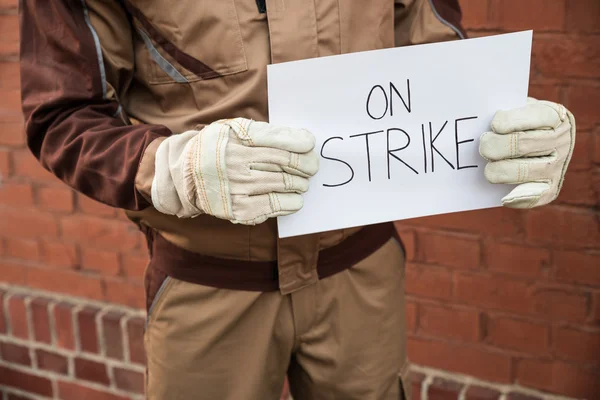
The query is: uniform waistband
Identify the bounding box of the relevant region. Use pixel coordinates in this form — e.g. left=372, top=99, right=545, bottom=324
left=146, top=222, right=401, bottom=292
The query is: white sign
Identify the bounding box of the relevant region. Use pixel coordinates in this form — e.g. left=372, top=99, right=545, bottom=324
left=268, top=31, right=533, bottom=238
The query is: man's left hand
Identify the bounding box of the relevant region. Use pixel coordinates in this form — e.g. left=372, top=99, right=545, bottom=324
left=479, top=98, right=576, bottom=209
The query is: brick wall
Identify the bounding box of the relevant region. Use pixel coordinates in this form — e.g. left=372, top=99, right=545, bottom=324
left=0, top=284, right=582, bottom=400
left=0, top=0, right=598, bottom=399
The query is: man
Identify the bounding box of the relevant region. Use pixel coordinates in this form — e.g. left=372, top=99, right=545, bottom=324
left=19, top=1, right=575, bottom=399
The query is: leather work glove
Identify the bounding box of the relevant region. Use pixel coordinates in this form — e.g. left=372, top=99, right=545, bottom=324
left=479, top=98, right=576, bottom=209
left=151, top=118, right=319, bottom=224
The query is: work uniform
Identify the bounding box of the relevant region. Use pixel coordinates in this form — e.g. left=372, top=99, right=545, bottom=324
left=20, top=1, right=465, bottom=398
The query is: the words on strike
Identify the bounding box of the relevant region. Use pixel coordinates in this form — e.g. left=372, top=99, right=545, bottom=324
left=320, top=79, right=479, bottom=187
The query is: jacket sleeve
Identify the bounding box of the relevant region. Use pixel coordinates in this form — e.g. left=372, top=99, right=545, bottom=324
left=19, top=0, right=172, bottom=211
left=394, top=0, right=466, bottom=47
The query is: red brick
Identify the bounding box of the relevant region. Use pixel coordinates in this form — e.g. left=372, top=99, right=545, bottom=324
left=526, top=206, right=599, bottom=247
left=405, top=301, right=417, bottom=333
left=77, top=306, right=100, bottom=354
left=30, top=297, right=51, bottom=344
left=37, top=185, right=74, bottom=213
left=61, top=215, right=140, bottom=251
left=0, top=122, right=24, bottom=146
left=0, top=182, right=33, bottom=207
left=517, top=359, right=600, bottom=398
left=74, top=357, right=109, bottom=385
left=0, top=341, right=31, bottom=365
left=12, top=150, right=59, bottom=182
left=408, top=337, right=512, bottom=383
left=127, top=316, right=147, bottom=365
left=409, top=371, right=426, bottom=400
left=103, top=279, right=145, bottom=309
left=506, top=394, right=543, bottom=400
left=460, top=0, right=493, bottom=30
left=485, top=242, right=550, bottom=279
left=53, top=302, right=76, bottom=350
left=557, top=169, right=597, bottom=206
left=531, top=288, right=589, bottom=323
left=566, top=0, right=600, bottom=33
left=81, top=248, right=120, bottom=276
left=0, top=208, right=59, bottom=238
left=25, top=266, right=104, bottom=301
left=455, top=273, right=531, bottom=313
left=555, top=250, right=600, bottom=286
left=419, top=304, right=480, bottom=342
left=0, top=61, right=19, bottom=89
left=404, top=208, right=523, bottom=237
left=7, top=294, right=28, bottom=339
left=465, top=386, right=501, bottom=400
left=406, top=263, right=452, bottom=300
left=40, top=239, right=79, bottom=269
left=0, top=289, right=6, bottom=333
left=534, top=36, right=600, bottom=80
left=419, top=231, right=480, bottom=269
left=5, top=237, right=40, bottom=262
left=527, top=83, right=561, bottom=104
left=36, top=348, right=69, bottom=375
left=594, top=129, right=600, bottom=164
left=7, top=394, right=36, bottom=400
left=592, top=292, right=600, bottom=324
left=0, top=0, right=18, bottom=11
left=77, top=194, right=117, bottom=217
left=0, top=90, right=21, bottom=119
left=485, top=316, right=549, bottom=355
left=113, top=367, right=145, bottom=394
left=565, top=84, right=600, bottom=129
left=0, top=149, right=11, bottom=177
left=102, top=310, right=125, bottom=360
left=493, top=0, right=565, bottom=31
left=394, top=225, right=416, bottom=261
left=0, top=366, right=53, bottom=396
left=569, top=131, right=592, bottom=171
left=58, top=381, right=130, bottom=400
left=553, top=326, right=600, bottom=364
left=0, top=13, right=18, bottom=40
left=427, top=377, right=463, bottom=400
left=0, top=259, right=26, bottom=285
left=122, top=253, right=149, bottom=280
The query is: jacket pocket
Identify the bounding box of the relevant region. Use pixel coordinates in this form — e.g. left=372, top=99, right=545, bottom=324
left=146, top=276, right=174, bottom=328
left=127, top=0, right=248, bottom=84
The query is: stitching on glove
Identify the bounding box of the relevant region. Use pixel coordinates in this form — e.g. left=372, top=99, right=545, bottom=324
left=556, top=110, right=576, bottom=197
left=268, top=192, right=275, bottom=212
left=196, top=129, right=213, bottom=215
left=216, top=123, right=230, bottom=219
left=229, top=119, right=255, bottom=147
left=510, top=133, right=514, bottom=157
left=275, top=193, right=282, bottom=211
left=282, top=172, right=289, bottom=191
left=284, top=165, right=310, bottom=178
left=185, top=137, right=200, bottom=210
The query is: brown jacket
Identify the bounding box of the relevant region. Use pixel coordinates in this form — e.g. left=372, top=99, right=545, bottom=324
left=20, top=0, right=464, bottom=297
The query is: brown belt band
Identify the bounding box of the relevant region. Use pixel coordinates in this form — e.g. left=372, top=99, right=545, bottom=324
left=148, top=222, right=401, bottom=292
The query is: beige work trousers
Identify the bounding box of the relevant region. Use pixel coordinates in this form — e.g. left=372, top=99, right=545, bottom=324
left=144, top=238, right=409, bottom=400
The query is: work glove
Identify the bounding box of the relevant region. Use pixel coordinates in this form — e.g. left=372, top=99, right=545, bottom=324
left=151, top=118, right=319, bottom=224
left=479, top=98, right=576, bottom=208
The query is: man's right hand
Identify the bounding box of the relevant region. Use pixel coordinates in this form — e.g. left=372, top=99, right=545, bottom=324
left=151, top=118, right=319, bottom=225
